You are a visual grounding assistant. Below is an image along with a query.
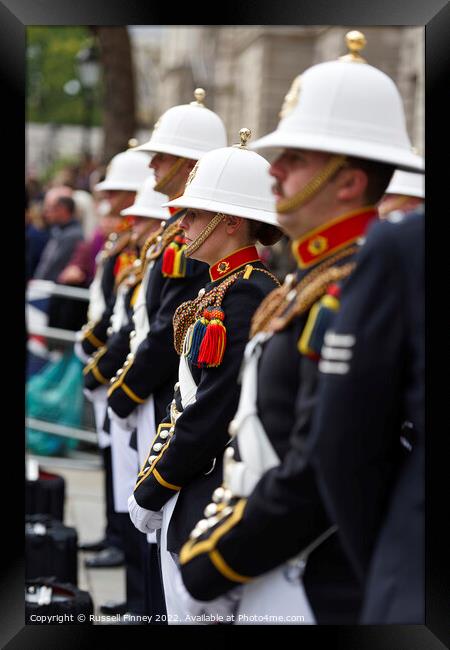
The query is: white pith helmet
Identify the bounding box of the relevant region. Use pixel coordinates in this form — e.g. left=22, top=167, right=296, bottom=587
left=133, top=88, right=227, bottom=161
left=165, top=128, right=279, bottom=228
left=385, top=170, right=425, bottom=199
left=120, top=172, right=170, bottom=220
left=94, top=150, right=152, bottom=192
left=251, top=31, right=424, bottom=173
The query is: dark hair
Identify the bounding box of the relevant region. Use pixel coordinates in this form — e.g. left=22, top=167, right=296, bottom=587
left=247, top=219, right=283, bottom=246
left=55, top=196, right=76, bottom=215
left=345, top=156, right=395, bottom=204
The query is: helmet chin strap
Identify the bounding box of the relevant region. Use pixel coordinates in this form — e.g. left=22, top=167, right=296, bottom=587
left=184, top=212, right=225, bottom=257
left=277, top=154, right=347, bottom=214
left=153, top=157, right=187, bottom=193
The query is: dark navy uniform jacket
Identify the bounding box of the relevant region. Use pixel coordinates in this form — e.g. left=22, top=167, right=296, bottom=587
left=106, top=212, right=210, bottom=426
left=178, top=207, right=379, bottom=624
left=80, top=252, right=120, bottom=357
left=310, top=207, right=425, bottom=623
left=83, top=278, right=137, bottom=391
left=132, top=251, right=279, bottom=554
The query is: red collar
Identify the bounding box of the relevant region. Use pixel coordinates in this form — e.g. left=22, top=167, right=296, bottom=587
left=209, top=246, right=260, bottom=281
left=292, top=207, right=378, bottom=269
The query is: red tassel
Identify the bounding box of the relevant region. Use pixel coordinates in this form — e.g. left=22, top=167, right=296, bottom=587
left=162, top=243, right=176, bottom=275
left=114, top=251, right=136, bottom=277
left=197, top=308, right=227, bottom=367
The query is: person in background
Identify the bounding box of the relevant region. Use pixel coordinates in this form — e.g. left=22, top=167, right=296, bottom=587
left=26, top=186, right=50, bottom=283
left=310, top=206, right=424, bottom=623
left=177, top=30, right=423, bottom=625
left=378, top=170, right=424, bottom=219
left=33, top=192, right=84, bottom=283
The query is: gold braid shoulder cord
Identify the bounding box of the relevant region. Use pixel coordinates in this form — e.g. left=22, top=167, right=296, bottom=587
left=123, top=217, right=185, bottom=287
left=173, top=267, right=281, bottom=355
left=114, top=219, right=170, bottom=288
left=250, top=246, right=358, bottom=337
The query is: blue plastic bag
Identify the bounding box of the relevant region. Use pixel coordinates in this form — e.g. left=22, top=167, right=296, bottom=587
left=26, top=351, right=84, bottom=456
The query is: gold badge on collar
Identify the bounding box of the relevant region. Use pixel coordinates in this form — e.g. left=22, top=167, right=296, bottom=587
left=217, top=261, right=230, bottom=275
left=279, top=75, right=302, bottom=119
left=307, top=235, right=328, bottom=256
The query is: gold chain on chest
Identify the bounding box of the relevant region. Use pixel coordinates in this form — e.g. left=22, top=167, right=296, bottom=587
left=173, top=267, right=280, bottom=355
left=250, top=246, right=358, bottom=337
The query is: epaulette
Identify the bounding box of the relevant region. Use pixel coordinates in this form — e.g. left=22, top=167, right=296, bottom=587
left=250, top=246, right=358, bottom=338
left=161, top=233, right=188, bottom=278
left=297, top=283, right=341, bottom=359
left=173, top=265, right=279, bottom=368
left=113, top=249, right=137, bottom=280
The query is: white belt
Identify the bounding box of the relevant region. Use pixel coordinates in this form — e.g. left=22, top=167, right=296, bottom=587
left=131, top=260, right=154, bottom=353
left=87, top=261, right=106, bottom=323
left=225, top=332, right=280, bottom=497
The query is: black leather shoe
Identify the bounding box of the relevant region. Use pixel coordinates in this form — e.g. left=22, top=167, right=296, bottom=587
left=78, top=538, right=109, bottom=552
left=84, top=546, right=125, bottom=568
left=100, top=600, right=128, bottom=615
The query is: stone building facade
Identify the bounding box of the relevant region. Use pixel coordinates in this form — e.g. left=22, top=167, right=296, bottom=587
left=132, top=26, right=424, bottom=155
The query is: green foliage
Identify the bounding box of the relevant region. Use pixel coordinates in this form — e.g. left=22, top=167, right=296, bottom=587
left=27, top=27, right=102, bottom=126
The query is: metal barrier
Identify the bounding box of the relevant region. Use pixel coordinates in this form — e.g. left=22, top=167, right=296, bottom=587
left=27, top=279, right=91, bottom=301
left=26, top=279, right=98, bottom=446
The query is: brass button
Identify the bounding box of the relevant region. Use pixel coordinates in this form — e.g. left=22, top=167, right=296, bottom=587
left=196, top=519, right=209, bottom=533
left=204, top=503, right=218, bottom=518
left=212, top=487, right=225, bottom=503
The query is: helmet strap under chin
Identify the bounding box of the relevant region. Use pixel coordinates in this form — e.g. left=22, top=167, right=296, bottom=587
left=277, top=154, right=347, bottom=214
left=153, top=157, right=187, bottom=193
left=184, top=212, right=225, bottom=257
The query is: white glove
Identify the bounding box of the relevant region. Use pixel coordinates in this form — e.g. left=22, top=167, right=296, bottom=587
left=107, top=406, right=137, bottom=431
left=174, top=571, right=242, bottom=623
left=128, top=493, right=163, bottom=534
left=74, top=340, right=91, bottom=364
left=83, top=386, right=107, bottom=403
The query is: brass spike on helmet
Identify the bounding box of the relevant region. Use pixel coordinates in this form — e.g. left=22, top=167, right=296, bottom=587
left=190, top=87, right=206, bottom=106
left=233, top=127, right=252, bottom=149
left=339, top=30, right=367, bottom=63
left=127, top=138, right=139, bottom=149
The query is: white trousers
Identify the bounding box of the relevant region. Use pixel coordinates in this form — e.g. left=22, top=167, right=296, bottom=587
left=110, top=419, right=139, bottom=513
left=136, top=397, right=157, bottom=544
left=160, top=493, right=190, bottom=623
left=91, top=387, right=110, bottom=449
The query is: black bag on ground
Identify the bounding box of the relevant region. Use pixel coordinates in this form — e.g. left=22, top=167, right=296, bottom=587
left=26, top=515, right=78, bottom=585
left=25, top=577, right=93, bottom=624
left=25, top=470, right=65, bottom=521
